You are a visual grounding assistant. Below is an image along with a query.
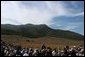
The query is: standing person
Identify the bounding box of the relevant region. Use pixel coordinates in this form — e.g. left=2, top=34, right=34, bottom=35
left=45, top=47, right=52, bottom=56
left=40, top=48, right=46, bottom=56
left=23, top=51, right=29, bottom=56
left=32, top=49, right=39, bottom=56
left=16, top=46, right=22, bottom=56
left=63, top=46, right=70, bottom=56
left=70, top=46, right=77, bottom=56
left=41, top=43, right=46, bottom=49
left=52, top=48, right=57, bottom=56
left=29, top=48, right=33, bottom=56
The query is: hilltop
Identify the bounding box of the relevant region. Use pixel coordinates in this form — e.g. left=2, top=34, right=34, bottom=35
left=1, top=24, right=84, bottom=40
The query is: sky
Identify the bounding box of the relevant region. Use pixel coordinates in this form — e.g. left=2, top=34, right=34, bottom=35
left=1, top=1, right=84, bottom=35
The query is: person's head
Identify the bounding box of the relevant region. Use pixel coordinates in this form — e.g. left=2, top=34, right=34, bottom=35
left=53, top=48, right=56, bottom=51
left=29, top=48, right=33, bottom=51
left=66, top=45, right=69, bottom=49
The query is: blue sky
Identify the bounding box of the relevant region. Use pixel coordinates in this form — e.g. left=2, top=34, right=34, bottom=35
left=1, top=1, right=84, bottom=35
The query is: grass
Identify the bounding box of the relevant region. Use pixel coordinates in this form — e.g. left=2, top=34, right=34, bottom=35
left=1, top=35, right=84, bottom=49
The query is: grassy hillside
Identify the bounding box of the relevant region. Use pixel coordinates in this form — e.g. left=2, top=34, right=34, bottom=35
left=1, top=35, right=84, bottom=49
left=1, top=24, right=84, bottom=40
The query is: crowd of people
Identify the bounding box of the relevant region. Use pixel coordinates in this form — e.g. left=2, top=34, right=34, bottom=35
left=1, top=40, right=84, bottom=56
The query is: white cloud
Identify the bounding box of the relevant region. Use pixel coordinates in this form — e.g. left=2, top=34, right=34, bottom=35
left=1, top=1, right=84, bottom=25
left=45, top=1, right=84, bottom=17
left=1, top=1, right=52, bottom=25
left=59, top=22, right=82, bottom=31
left=45, top=1, right=68, bottom=16
left=74, top=12, right=84, bottom=16
left=63, top=26, right=77, bottom=30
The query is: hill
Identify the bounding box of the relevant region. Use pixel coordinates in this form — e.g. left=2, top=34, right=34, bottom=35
left=1, top=24, right=84, bottom=40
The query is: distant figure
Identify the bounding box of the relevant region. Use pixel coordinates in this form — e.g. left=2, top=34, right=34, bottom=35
left=41, top=43, right=46, bottom=49
left=29, top=48, right=33, bottom=56
left=32, top=49, right=39, bottom=56
left=71, top=49, right=76, bottom=56
left=69, top=46, right=77, bottom=56
left=45, top=47, right=52, bottom=56
left=52, top=48, right=57, bottom=56
left=63, top=45, right=70, bottom=56
left=23, top=51, right=29, bottom=56
left=40, top=48, right=46, bottom=56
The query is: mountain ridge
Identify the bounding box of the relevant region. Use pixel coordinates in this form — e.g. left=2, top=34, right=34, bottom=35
left=1, top=24, right=84, bottom=40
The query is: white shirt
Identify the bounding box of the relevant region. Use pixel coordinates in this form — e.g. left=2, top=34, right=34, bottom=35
left=52, top=51, right=56, bottom=56
left=23, top=53, right=29, bottom=56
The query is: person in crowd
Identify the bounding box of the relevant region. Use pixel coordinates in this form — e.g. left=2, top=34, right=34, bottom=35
left=32, top=48, right=39, bottom=56
left=29, top=48, right=33, bottom=56
left=63, top=45, right=70, bottom=56
left=52, top=48, right=57, bottom=56
left=23, top=51, right=29, bottom=56
left=45, top=47, right=52, bottom=56
left=1, top=40, right=84, bottom=56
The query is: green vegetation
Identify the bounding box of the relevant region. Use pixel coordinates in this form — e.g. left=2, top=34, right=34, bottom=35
left=1, top=24, right=84, bottom=40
